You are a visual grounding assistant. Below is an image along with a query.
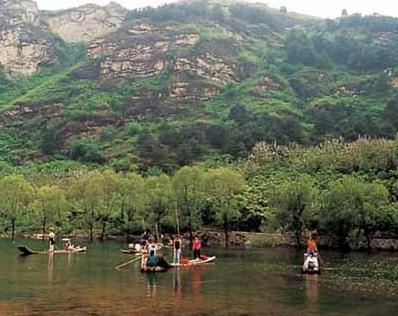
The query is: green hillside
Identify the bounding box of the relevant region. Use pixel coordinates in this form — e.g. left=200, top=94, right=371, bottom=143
left=0, top=1, right=397, bottom=173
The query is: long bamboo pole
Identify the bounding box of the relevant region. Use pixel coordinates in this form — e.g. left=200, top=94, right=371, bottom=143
left=115, top=255, right=141, bottom=270
left=175, top=202, right=180, bottom=235
left=155, top=223, right=160, bottom=242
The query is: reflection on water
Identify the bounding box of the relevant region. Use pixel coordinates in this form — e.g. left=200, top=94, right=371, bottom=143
left=305, top=274, right=320, bottom=305
left=173, top=267, right=180, bottom=293
left=47, top=252, right=53, bottom=282
left=304, top=274, right=320, bottom=315
left=0, top=240, right=398, bottom=316
left=146, top=273, right=157, bottom=297
left=191, top=267, right=202, bottom=294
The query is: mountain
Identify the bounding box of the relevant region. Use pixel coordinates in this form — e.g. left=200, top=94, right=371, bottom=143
left=0, top=0, right=398, bottom=172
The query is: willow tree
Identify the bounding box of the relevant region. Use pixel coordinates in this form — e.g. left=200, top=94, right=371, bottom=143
left=172, top=166, right=205, bottom=244
left=68, top=172, right=103, bottom=242
left=97, top=171, right=122, bottom=241
left=118, top=173, right=146, bottom=233
left=205, top=168, right=245, bottom=247
left=0, top=175, right=34, bottom=239
left=142, top=174, right=172, bottom=239
left=270, top=176, right=316, bottom=247
left=32, top=185, right=68, bottom=235
left=238, top=175, right=274, bottom=232
left=321, top=176, right=389, bottom=250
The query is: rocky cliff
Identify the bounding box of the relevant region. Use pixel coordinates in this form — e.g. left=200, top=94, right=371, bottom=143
left=86, top=20, right=255, bottom=106
left=0, top=0, right=56, bottom=74
left=0, top=0, right=128, bottom=74
left=0, top=0, right=40, bottom=26
left=42, top=2, right=128, bottom=43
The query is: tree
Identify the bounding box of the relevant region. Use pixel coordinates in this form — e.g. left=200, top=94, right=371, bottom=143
left=238, top=175, right=274, bottom=231
left=141, top=174, right=172, bottom=239
left=68, top=172, right=103, bottom=242
left=118, top=173, right=146, bottom=234
left=69, top=139, right=105, bottom=164
left=321, top=176, right=389, bottom=250
left=0, top=66, right=12, bottom=93
left=358, top=184, right=389, bottom=250
left=228, top=104, right=252, bottom=125
left=97, top=172, right=121, bottom=241
left=285, top=30, right=317, bottom=66
left=32, top=185, right=67, bottom=235
left=40, top=128, right=58, bottom=155
left=210, top=4, right=225, bottom=22
left=270, top=176, right=316, bottom=247
left=0, top=175, right=34, bottom=239
left=383, top=99, right=398, bottom=135
left=205, top=168, right=245, bottom=247
left=172, top=166, right=205, bottom=244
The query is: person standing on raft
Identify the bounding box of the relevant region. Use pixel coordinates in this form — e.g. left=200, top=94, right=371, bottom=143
left=173, top=235, right=182, bottom=265
left=307, top=233, right=318, bottom=255
left=192, top=236, right=202, bottom=260
left=48, top=229, right=56, bottom=252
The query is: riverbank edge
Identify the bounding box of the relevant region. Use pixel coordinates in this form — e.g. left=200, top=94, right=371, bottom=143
left=188, top=230, right=398, bottom=251
left=8, top=229, right=398, bottom=251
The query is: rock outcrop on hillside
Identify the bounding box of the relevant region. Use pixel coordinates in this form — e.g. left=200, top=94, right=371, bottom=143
left=0, top=0, right=128, bottom=74
left=87, top=24, right=241, bottom=85
left=87, top=21, right=252, bottom=104
left=0, top=27, right=56, bottom=75
left=0, top=0, right=40, bottom=26
left=42, top=2, right=127, bottom=43
left=0, top=0, right=56, bottom=75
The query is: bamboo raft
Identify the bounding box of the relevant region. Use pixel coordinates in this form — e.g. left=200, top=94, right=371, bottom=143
left=18, top=245, right=86, bottom=256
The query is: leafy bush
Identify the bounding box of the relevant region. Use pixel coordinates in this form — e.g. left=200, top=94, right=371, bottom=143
left=70, top=140, right=105, bottom=164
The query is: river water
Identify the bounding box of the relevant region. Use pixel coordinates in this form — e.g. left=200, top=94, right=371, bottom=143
left=0, top=239, right=397, bottom=316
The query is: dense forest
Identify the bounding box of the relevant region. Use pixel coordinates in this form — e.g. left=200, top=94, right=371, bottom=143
left=1, top=0, right=398, bottom=248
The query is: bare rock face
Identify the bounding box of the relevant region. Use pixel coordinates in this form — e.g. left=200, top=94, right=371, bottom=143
left=169, top=77, right=219, bottom=101
left=88, top=30, right=235, bottom=84
left=0, top=0, right=56, bottom=75
left=43, top=2, right=127, bottom=43
left=87, top=22, right=244, bottom=104
left=390, top=77, right=398, bottom=88
left=174, top=54, right=236, bottom=85
left=0, top=27, right=56, bottom=75
left=0, top=0, right=127, bottom=74
left=1, top=103, right=63, bottom=123
left=0, top=0, right=40, bottom=26
left=88, top=39, right=169, bottom=78
left=253, top=75, right=283, bottom=94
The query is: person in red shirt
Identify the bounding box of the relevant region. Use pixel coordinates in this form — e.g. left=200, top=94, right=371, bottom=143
left=192, top=236, right=202, bottom=260
left=307, top=233, right=318, bottom=255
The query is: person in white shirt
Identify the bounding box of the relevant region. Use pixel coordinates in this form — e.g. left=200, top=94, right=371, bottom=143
left=48, top=229, right=56, bottom=252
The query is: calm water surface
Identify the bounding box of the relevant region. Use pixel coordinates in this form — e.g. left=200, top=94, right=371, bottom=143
left=0, top=239, right=397, bottom=316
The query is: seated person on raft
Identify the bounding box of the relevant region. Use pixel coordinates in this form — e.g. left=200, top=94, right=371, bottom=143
left=146, top=249, right=159, bottom=267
